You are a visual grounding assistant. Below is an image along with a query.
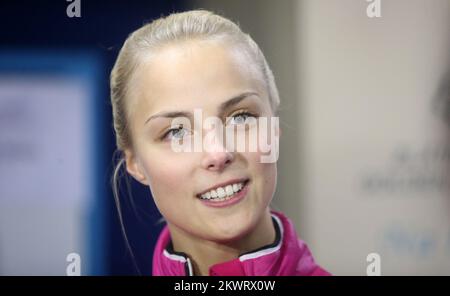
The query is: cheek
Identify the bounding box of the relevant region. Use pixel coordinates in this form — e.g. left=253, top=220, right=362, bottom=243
left=141, top=152, right=197, bottom=211
left=245, top=151, right=277, bottom=197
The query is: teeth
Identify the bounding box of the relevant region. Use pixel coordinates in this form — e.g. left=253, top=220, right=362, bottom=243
left=199, top=181, right=246, bottom=200
left=217, top=187, right=226, bottom=198
left=225, top=185, right=234, bottom=196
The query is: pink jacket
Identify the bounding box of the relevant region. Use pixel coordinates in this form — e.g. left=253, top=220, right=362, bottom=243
left=152, top=210, right=331, bottom=276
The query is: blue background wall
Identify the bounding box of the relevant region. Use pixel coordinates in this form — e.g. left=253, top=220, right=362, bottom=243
left=0, top=0, right=188, bottom=275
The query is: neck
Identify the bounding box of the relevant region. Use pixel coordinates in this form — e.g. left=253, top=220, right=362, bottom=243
left=167, top=209, right=275, bottom=276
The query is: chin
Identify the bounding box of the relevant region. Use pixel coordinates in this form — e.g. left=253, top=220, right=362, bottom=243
left=205, top=216, right=256, bottom=243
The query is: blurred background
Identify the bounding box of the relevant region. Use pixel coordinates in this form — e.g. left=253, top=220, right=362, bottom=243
left=0, top=0, right=449, bottom=275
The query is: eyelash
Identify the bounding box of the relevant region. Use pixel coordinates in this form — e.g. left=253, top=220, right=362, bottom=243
left=160, top=111, right=258, bottom=141
left=227, top=110, right=257, bottom=125
left=161, top=124, right=187, bottom=141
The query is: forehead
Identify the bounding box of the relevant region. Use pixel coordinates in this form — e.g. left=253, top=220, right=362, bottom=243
left=131, top=40, right=266, bottom=114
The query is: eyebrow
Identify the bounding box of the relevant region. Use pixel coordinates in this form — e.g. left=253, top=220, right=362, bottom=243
left=144, top=91, right=259, bottom=125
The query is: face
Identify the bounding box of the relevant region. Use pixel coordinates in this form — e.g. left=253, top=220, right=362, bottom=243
left=124, top=40, right=278, bottom=243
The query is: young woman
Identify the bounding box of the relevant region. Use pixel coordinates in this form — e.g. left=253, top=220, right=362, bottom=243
left=110, top=9, right=330, bottom=276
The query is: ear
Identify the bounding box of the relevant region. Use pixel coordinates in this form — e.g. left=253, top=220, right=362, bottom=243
left=124, top=149, right=149, bottom=185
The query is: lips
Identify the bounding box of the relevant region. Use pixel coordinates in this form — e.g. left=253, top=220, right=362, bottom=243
left=198, top=180, right=250, bottom=208
left=196, top=178, right=250, bottom=198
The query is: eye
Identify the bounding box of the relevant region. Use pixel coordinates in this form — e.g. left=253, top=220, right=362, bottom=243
left=162, top=125, right=190, bottom=141
left=228, top=111, right=257, bottom=125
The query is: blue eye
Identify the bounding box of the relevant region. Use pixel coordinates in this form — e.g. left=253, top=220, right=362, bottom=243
left=229, top=112, right=256, bottom=125
left=162, top=125, right=188, bottom=141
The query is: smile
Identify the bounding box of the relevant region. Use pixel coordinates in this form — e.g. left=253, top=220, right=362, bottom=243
left=196, top=179, right=250, bottom=202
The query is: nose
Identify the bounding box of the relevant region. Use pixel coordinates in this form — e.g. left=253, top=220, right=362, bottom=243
left=201, top=129, right=234, bottom=171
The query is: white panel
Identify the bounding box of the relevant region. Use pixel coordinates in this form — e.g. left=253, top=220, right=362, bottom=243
left=0, top=76, right=92, bottom=275
left=297, top=0, right=450, bottom=275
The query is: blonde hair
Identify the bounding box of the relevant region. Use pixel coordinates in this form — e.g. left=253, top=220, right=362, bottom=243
left=109, top=9, right=280, bottom=273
